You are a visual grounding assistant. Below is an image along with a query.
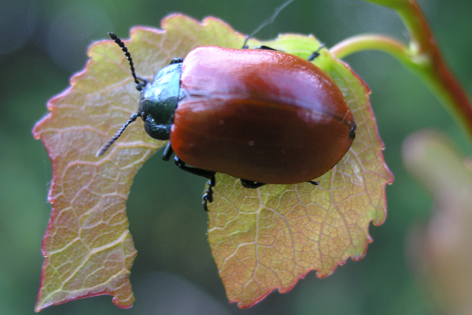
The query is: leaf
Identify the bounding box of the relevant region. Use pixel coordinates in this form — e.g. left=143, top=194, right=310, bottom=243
left=33, top=14, right=392, bottom=310
left=206, top=36, right=393, bottom=307
left=32, top=14, right=256, bottom=311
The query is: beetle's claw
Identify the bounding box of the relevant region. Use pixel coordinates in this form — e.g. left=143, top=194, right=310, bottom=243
left=202, top=193, right=212, bottom=212
left=202, top=198, right=209, bottom=212
left=202, top=176, right=215, bottom=211
left=349, top=122, right=357, bottom=139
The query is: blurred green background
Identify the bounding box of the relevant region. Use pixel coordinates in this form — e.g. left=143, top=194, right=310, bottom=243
left=1, top=0, right=471, bottom=314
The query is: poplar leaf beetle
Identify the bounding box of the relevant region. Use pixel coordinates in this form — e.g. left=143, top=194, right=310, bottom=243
left=98, top=32, right=356, bottom=211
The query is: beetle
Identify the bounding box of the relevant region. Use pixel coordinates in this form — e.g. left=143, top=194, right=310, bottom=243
left=98, top=33, right=356, bottom=211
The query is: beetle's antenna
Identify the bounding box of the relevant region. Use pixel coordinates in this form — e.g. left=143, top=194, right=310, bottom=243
left=97, top=113, right=139, bottom=156
left=243, top=0, right=294, bottom=48
left=108, top=32, right=147, bottom=91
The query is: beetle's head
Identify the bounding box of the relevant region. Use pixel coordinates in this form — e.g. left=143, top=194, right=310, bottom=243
left=138, top=61, right=182, bottom=141
left=97, top=33, right=183, bottom=157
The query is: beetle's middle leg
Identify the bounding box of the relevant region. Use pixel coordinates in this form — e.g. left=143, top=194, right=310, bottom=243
left=174, top=155, right=216, bottom=211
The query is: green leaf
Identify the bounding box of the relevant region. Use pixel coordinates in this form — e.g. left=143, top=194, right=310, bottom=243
left=33, top=14, right=392, bottom=310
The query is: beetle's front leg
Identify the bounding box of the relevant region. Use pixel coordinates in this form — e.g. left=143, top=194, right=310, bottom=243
left=162, top=142, right=174, bottom=161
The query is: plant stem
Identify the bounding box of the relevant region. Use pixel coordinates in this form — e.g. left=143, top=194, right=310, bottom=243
left=332, top=0, right=472, bottom=142
left=331, top=35, right=410, bottom=65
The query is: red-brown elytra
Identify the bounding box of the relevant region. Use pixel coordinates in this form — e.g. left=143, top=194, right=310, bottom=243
left=98, top=33, right=356, bottom=211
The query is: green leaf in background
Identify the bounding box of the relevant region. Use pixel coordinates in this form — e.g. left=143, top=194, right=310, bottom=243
left=33, top=14, right=392, bottom=310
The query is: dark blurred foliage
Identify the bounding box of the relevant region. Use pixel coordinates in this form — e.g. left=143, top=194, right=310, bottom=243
left=1, top=0, right=471, bottom=314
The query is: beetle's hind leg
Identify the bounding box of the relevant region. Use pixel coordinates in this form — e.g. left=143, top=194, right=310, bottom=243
left=349, top=122, right=357, bottom=139
left=241, top=180, right=318, bottom=188
left=240, top=179, right=266, bottom=189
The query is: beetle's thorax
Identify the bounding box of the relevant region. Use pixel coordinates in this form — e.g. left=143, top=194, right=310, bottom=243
left=138, top=62, right=183, bottom=140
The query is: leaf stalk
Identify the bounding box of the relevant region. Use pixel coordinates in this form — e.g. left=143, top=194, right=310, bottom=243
left=331, top=0, right=472, bottom=143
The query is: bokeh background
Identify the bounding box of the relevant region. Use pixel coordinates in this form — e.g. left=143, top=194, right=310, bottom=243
left=1, top=0, right=471, bottom=314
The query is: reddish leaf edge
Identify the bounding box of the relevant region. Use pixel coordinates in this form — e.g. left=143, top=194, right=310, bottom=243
left=33, top=79, right=138, bottom=313
left=230, top=59, right=394, bottom=310
left=32, top=14, right=394, bottom=311
left=34, top=291, right=133, bottom=313
left=32, top=39, right=139, bottom=314
left=31, top=14, right=240, bottom=312
left=233, top=192, right=393, bottom=309
left=337, top=59, right=394, bottom=227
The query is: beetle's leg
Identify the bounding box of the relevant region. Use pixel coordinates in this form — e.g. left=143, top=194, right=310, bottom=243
left=240, top=179, right=266, bottom=189
left=244, top=40, right=324, bottom=62
left=170, top=58, right=183, bottom=64
left=162, top=142, right=173, bottom=161
left=308, top=180, right=319, bottom=186
left=254, top=45, right=278, bottom=51
left=242, top=35, right=280, bottom=51
left=307, top=44, right=326, bottom=61
left=203, top=174, right=216, bottom=212
left=242, top=35, right=250, bottom=49
left=249, top=44, right=324, bottom=62
left=349, top=122, right=357, bottom=139
left=174, top=156, right=217, bottom=211
left=174, top=156, right=216, bottom=179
